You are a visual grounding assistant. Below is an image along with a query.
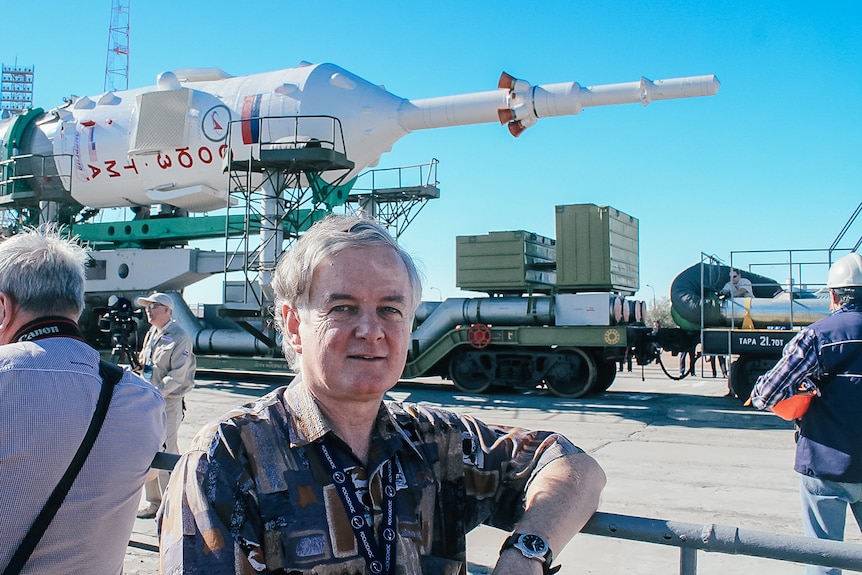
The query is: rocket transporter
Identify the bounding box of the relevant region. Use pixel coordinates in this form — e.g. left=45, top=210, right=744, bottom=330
left=0, top=62, right=723, bottom=396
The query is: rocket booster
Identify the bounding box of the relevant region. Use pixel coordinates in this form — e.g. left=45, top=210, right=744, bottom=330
left=0, top=62, right=719, bottom=213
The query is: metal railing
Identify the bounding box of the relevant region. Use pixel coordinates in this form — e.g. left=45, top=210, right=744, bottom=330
left=352, top=158, right=440, bottom=192
left=132, top=454, right=862, bottom=573
left=583, top=511, right=862, bottom=574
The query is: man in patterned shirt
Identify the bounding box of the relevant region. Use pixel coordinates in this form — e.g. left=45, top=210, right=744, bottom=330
left=750, top=252, right=862, bottom=575
left=158, top=215, right=606, bottom=575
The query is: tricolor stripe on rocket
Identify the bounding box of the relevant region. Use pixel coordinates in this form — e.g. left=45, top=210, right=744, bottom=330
left=241, top=94, right=262, bottom=145
left=88, top=126, right=98, bottom=163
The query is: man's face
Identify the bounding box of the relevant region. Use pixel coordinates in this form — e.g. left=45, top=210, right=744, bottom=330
left=284, top=245, right=414, bottom=404
left=145, top=302, right=171, bottom=329
left=730, top=271, right=740, bottom=284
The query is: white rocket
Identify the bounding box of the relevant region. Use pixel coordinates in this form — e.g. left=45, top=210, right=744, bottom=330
left=0, top=62, right=719, bottom=213
left=0, top=61, right=721, bottom=355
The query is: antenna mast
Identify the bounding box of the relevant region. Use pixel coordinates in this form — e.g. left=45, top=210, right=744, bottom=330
left=104, top=0, right=130, bottom=92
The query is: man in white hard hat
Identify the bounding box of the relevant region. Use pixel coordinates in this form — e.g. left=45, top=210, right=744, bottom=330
left=750, top=252, right=862, bottom=575
left=134, top=292, right=196, bottom=519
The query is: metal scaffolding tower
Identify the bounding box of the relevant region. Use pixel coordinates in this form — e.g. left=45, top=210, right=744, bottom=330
left=104, top=0, right=130, bottom=92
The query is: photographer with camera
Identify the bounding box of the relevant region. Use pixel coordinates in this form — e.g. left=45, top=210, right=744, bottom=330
left=134, top=292, right=196, bottom=519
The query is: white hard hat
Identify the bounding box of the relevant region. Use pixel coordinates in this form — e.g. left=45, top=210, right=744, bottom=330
left=826, top=253, right=862, bottom=289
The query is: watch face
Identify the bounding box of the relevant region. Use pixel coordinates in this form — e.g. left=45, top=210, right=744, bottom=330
left=518, top=533, right=548, bottom=557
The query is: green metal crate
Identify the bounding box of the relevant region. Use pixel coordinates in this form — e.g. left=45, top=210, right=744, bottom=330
left=456, top=230, right=556, bottom=293
left=555, top=204, right=639, bottom=295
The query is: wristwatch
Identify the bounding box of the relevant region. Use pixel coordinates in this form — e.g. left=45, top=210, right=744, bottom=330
left=500, top=532, right=561, bottom=574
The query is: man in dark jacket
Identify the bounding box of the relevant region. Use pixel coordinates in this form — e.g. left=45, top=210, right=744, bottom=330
left=750, top=252, right=862, bottom=575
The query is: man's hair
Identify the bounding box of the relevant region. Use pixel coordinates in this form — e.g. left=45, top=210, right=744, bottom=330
left=0, top=227, right=88, bottom=318
left=832, top=286, right=861, bottom=308
left=272, top=215, right=423, bottom=367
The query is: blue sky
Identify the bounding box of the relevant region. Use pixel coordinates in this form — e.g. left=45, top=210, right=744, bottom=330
left=4, top=1, right=861, bottom=307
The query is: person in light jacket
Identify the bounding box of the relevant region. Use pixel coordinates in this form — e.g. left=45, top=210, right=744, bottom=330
left=135, top=291, right=196, bottom=519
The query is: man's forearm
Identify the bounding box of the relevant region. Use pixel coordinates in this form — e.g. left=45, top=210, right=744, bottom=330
left=494, top=451, right=605, bottom=574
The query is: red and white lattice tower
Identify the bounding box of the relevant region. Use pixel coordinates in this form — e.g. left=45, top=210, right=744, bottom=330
left=104, top=0, right=130, bottom=92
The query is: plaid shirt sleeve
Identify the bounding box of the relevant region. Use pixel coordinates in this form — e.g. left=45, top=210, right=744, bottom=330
left=750, top=328, right=821, bottom=410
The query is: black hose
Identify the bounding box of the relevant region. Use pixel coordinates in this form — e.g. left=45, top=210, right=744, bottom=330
left=670, top=263, right=780, bottom=329
left=655, top=352, right=701, bottom=381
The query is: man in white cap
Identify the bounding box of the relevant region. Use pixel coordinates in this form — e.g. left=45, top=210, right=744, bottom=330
left=750, top=252, right=862, bottom=575
left=134, top=292, right=196, bottom=519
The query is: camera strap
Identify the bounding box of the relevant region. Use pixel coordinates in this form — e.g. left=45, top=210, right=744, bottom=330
left=12, top=316, right=85, bottom=343
left=2, top=360, right=122, bottom=575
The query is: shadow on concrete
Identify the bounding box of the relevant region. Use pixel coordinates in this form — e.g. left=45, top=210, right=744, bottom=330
left=194, top=372, right=792, bottom=433
left=195, top=377, right=289, bottom=398
left=390, top=380, right=794, bottom=433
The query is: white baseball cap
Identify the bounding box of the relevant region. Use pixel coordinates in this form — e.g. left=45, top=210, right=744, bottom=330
left=135, top=292, right=174, bottom=311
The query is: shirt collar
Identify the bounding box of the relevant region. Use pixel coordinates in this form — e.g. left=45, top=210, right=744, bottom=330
left=284, top=376, right=331, bottom=445
left=831, top=303, right=859, bottom=315
left=283, top=375, right=406, bottom=468
left=153, top=318, right=175, bottom=334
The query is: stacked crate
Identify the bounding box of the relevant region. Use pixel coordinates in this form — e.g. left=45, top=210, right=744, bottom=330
left=456, top=230, right=556, bottom=294
left=555, top=204, right=639, bottom=296
left=455, top=204, right=639, bottom=296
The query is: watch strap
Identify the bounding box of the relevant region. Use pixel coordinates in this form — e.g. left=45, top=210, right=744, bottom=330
left=500, top=533, right=561, bottom=575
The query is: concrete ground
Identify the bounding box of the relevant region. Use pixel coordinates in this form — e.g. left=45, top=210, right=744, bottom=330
left=124, top=359, right=862, bottom=574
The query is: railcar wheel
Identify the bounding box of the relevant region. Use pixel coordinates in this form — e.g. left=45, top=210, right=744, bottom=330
left=448, top=349, right=492, bottom=393
left=729, top=357, right=754, bottom=401
left=544, top=348, right=597, bottom=398
left=593, top=357, right=618, bottom=393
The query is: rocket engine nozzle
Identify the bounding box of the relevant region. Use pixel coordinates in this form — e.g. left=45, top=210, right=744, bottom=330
left=496, top=72, right=540, bottom=137
left=498, top=71, right=516, bottom=91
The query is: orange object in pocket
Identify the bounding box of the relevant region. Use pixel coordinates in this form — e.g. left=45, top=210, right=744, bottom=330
left=770, top=393, right=815, bottom=421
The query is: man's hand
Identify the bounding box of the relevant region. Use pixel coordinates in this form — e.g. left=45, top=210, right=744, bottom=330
left=493, top=548, right=545, bottom=575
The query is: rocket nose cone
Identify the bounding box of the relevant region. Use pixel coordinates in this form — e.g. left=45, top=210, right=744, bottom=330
left=709, top=75, right=721, bottom=95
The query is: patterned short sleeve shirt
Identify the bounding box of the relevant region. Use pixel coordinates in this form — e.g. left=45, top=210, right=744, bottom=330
left=158, top=379, right=582, bottom=575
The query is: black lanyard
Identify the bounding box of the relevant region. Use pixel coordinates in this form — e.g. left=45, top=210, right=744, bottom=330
left=315, top=438, right=397, bottom=575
